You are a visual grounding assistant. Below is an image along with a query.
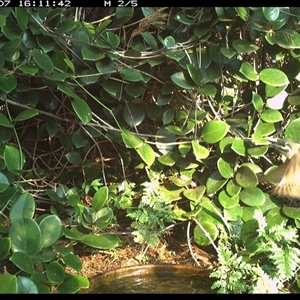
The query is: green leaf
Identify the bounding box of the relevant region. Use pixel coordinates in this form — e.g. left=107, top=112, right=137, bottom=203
left=15, top=8, right=29, bottom=31
left=201, top=120, right=230, bottom=143
left=251, top=92, right=264, bottom=112
left=0, top=74, right=17, bottom=93
left=17, top=277, right=38, bottom=294
left=285, top=119, right=300, bottom=142
left=261, top=108, right=283, bottom=123
left=46, top=261, right=65, bottom=284
left=18, top=65, right=39, bottom=75
left=56, top=275, right=89, bottom=294
left=31, top=49, right=54, bottom=72
left=136, top=142, right=155, bottom=166
left=262, top=7, right=280, bottom=21
left=187, top=64, right=202, bottom=86
left=155, top=128, right=176, bottom=154
left=0, top=113, right=13, bottom=128
left=121, top=129, right=144, bottom=149
left=9, top=217, right=41, bottom=258
left=218, top=190, right=239, bottom=209
left=9, top=193, right=35, bottom=222
left=55, top=19, right=80, bottom=34
left=239, top=62, right=258, bottom=81
left=0, top=237, right=11, bottom=261
left=197, top=84, right=217, bottom=97
left=232, top=40, right=259, bottom=54
left=62, top=253, right=82, bottom=272
left=141, top=32, right=158, bottom=50
left=81, top=45, right=104, bottom=61
left=183, top=186, right=206, bottom=202
left=123, top=103, right=145, bottom=127
left=4, top=145, right=26, bottom=173
left=70, top=98, right=92, bottom=125
left=13, top=108, right=39, bottom=122
left=120, top=68, right=144, bottom=82
left=224, top=205, right=244, bottom=221
left=206, top=170, right=228, bottom=194
left=240, top=187, right=266, bottom=206
left=9, top=252, right=35, bottom=274
left=0, top=273, right=17, bottom=294
left=92, top=186, right=108, bottom=211
left=194, top=221, right=219, bottom=246
left=234, top=7, right=249, bottom=21
left=65, top=151, right=81, bottom=165
left=235, top=165, right=258, bottom=188
left=0, top=172, right=9, bottom=193
left=171, top=72, right=196, bottom=89
left=217, top=157, right=234, bottom=179
left=282, top=206, right=300, bottom=219
left=1, top=39, right=22, bottom=60
left=259, top=68, right=289, bottom=86
left=81, top=233, right=122, bottom=249
left=191, top=140, right=209, bottom=161
left=39, top=215, right=62, bottom=248
left=274, top=29, right=300, bottom=49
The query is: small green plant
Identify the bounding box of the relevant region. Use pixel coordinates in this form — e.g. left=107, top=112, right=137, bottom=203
left=210, top=211, right=300, bottom=293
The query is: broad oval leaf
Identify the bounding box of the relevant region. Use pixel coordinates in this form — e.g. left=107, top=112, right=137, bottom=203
left=81, top=233, right=122, bottom=249
left=0, top=113, right=13, bottom=128
left=217, top=157, right=234, bottom=179
left=218, top=190, right=239, bottom=209
left=191, top=140, right=209, bottom=161
left=39, top=215, right=62, bottom=248
left=285, top=118, right=300, bottom=143
left=261, top=108, right=283, bottom=123
left=194, top=221, right=219, bottom=246
left=274, top=29, right=300, bottom=49
left=62, top=253, right=82, bottom=272
left=235, top=165, right=258, bottom=188
left=4, top=144, right=26, bottom=173
left=92, top=186, right=108, bottom=211
left=136, top=142, right=155, bottom=166
left=232, top=40, right=259, bottom=54
left=9, top=252, right=35, bottom=274
left=9, top=217, right=41, bottom=258
left=262, top=7, right=280, bottom=21
left=31, top=49, right=54, bottom=72
left=17, top=277, right=38, bottom=294
left=183, top=186, right=206, bottom=202
left=239, top=61, right=258, bottom=81
left=121, top=129, right=144, bottom=149
left=201, top=120, right=230, bottom=143
left=0, top=74, right=17, bottom=93
left=206, top=170, right=228, bottom=194
left=46, top=261, right=65, bottom=284
left=13, top=108, right=39, bottom=122
left=171, top=72, right=196, bottom=89
left=240, top=187, right=266, bottom=206
left=259, top=68, right=289, bottom=86
left=0, top=172, right=9, bottom=193
left=70, top=98, right=92, bottom=125
left=123, top=103, right=145, bottom=127
left=0, top=273, right=17, bottom=294
left=65, top=151, right=81, bottom=165
left=9, top=193, right=35, bottom=222
left=155, top=128, right=176, bottom=154
left=120, top=68, right=144, bottom=82
left=224, top=205, right=244, bottom=221
left=282, top=206, right=300, bottom=219
left=0, top=237, right=11, bottom=261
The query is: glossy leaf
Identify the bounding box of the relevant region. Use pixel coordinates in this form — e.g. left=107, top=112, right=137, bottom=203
left=123, top=103, right=145, bottom=127
left=9, top=217, right=41, bottom=258
left=235, top=165, right=258, bottom=188
left=0, top=237, right=11, bottom=261
left=0, top=113, right=13, bottom=128
left=183, top=186, right=206, bottom=202
left=191, top=140, right=209, bottom=161
left=46, top=261, right=65, bottom=283
left=218, top=190, right=239, bottom=209
left=158, top=152, right=178, bottom=166
left=239, top=61, right=258, bottom=81
left=240, top=187, right=266, bottom=206
left=206, top=170, right=228, bottom=194
left=81, top=233, right=122, bottom=249
left=232, top=40, right=259, bottom=54
left=121, top=129, right=144, bottom=149
left=136, top=142, right=155, bottom=166
left=62, top=253, right=82, bottom=272
left=171, top=72, right=197, bottom=89
left=261, top=108, right=283, bottom=123
left=17, top=277, right=38, bottom=294
left=141, top=32, right=158, bottom=50
left=187, top=64, right=202, bottom=86
left=65, top=151, right=81, bottom=165
left=0, top=74, right=17, bottom=93
left=4, top=144, right=26, bottom=173
left=155, top=128, right=176, bottom=154
left=0, top=172, right=9, bottom=193
left=194, top=221, right=219, bottom=246
left=31, top=49, right=54, bottom=72
left=274, top=29, right=300, bottom=49
left=262, top=7, right=280, bottom=21
left=9, top=193, right=35, bottom=222
left=56, top=275, right=89, bottom=294
left=224, top=205, right=243, bottom=221
left=70, top=98, right=92, bottom=125
left=201, top=120, right=230, bottom=143
left=39, top=215, right=62, bottom=248
left=120, top=68, right=144, bottom=82
left=81, top=45, right=104, bottom=61
left=0, top=273, right=17, bottom=293
left=282, top=206, right=300, bottom=219
left=285, top=119, right=300, bottom=142
left=234, top=7, right=249, bottom=21
left=92, top=186, right=108, bottom=211
left=13, top=108, right=39, bottom=122
left=259, top=68, right=289, bottom=86
left=9, top=252, right=35, bottom=274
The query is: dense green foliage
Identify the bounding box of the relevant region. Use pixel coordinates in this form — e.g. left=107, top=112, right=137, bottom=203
left=1, top=6, right=300, bottom=293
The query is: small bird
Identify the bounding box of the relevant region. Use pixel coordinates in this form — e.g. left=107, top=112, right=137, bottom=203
left=258, top=138, right=300, bottom=199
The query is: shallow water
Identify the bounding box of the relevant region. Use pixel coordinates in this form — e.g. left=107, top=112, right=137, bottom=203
left=80, top=264, right=214, bottom=294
